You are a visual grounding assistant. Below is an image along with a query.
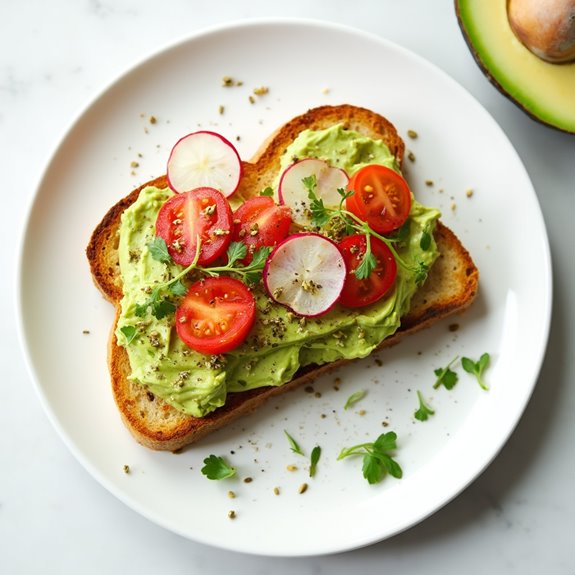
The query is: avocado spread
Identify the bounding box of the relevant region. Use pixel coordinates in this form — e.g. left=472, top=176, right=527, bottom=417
left=115, top=125, right=440, bottom=417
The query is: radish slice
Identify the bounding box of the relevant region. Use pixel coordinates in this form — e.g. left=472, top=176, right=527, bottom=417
left=167, top=131, right=242, bottom=197
left=263, top=233, right=346, bottom=317
left=278, top=159, right=349, bottom=227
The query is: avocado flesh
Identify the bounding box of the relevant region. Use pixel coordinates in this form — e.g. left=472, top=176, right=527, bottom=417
left=456, top=0, right=575, bottom=134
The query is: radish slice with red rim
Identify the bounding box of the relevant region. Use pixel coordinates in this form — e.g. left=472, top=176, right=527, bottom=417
left=167, top=131, right=242, bottom=197
left=278, top=158, right=349, bottom=227
left=263, top=233, right=346, bottom=317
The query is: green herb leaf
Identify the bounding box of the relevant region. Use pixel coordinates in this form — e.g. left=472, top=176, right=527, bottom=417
left=433, top=356, right=460, bottom=390
left=226, top=241, right=248, bottom=267
left=242, top=246, right=272, bottom=285
left=362, top=453, right=386, bottom=484
left=134, top=302, right=148, bottom=317
left=134, top=287, right=161, bottom=318
left=284, top=430, right=305, bottom=456
left=344, top=389, right=367, bottom=410
left=302, top=174, right=317, bottom=194
left=379, top=453, right=403, bottom=479
left=337, top=187, right=355, bottom=204
left=461, top=353, right=491, bottom=390
left=373, top=430, right=398, bottom=452
left=201, top=455, right=236, bottom=480
left=355, top=249, right=377, bottom=280
left=168, top=279, right=187, bottom=296
left=260, top=186, right=274, bottom=197
left=134, top=287, right=177, bottom=320
left=414, top=390, right=435, bottom=421
left=147, top=237, right=172, bottom=263
left=243, top=271, right=262, bottom=285
left=153, top=299, right=177, bottom=319
left=199, top=244, right=270, bottom=285
left=309, top=446, right=321, bottom=478
left=248, top=246, right=272, bottom=269
left=304, top=175, right=332, bottom=227
left=120, top=325, right=137, bottom=345
left=420, top=231, right=431, bottom=251
left=337, top=431, right=402, bottom=485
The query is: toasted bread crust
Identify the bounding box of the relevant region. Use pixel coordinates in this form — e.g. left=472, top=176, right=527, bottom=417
left=87, top=105, right=478, bottom=451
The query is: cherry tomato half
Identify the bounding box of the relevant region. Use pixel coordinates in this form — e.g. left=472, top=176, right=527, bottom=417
left=338, top=234, right=397, bottom=308
left=155, top=187, right=233, bottom=267
left=175, top=276, right=256, bottom=354
left=346, top=165, right=411, bottom=234
left=232, top=196, right=292, bottom=262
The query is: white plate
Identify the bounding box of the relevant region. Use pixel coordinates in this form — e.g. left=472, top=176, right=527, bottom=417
left=17, top=20, right=551, bottom=556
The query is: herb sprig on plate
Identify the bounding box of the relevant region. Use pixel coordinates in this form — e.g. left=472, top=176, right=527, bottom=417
left=337, top=431, right=403, bottom=485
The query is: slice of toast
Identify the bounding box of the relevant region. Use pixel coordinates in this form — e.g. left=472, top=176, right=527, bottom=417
left=87, top=105, right=478, bottom=451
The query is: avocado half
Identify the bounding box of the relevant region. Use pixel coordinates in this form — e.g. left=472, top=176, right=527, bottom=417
left=455, top=0, right=575, bottom=134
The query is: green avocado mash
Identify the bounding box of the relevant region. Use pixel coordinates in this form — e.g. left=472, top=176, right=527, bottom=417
left=278, top=123, right=401, bottom=176
left=115, top=125, right=440, bottom=417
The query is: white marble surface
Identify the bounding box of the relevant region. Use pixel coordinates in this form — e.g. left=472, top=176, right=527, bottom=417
left=3, top=0, right=575, bottom=572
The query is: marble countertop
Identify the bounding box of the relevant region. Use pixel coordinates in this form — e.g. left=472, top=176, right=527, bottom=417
left=3, top=0, right=574, bottom=573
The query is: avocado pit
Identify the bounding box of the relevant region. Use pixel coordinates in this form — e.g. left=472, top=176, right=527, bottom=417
left=507, top=0, right=575, bottom=63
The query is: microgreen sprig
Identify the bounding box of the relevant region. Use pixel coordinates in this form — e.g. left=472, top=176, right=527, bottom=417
left=432, top=356, right=460, bottom=390
left=198, top=242, right=272, bottom=285
left=201, top=455, right=236, bottom=480
left=344, top=389, right=367, bottom=410
left=414, top=390, right=435, bottom=421
left=462, top=353, right=491, bottom=390
left=303, top=176, right=428, bottom=284
left=284, top=430, right=305, bottom=456
left=134, top=238, right=271, bottom=320
left=284, top=430, right=322, bottom=478
left=337, top=431, right=403, bottom=484
left=309, top=446, right=321, bottom=478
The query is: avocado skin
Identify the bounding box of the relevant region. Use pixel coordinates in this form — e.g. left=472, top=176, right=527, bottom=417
left=455, top=0, right=575, bottom=135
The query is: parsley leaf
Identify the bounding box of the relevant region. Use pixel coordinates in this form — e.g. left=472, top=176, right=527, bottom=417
left=433, top=356, right=460, bottom=390
left=462, top=353, right=490, bottom=390
left=284, top=430, right=305, bottom=456
left=119, top=325, right=137, bottom=345
left=309, top=446, right=321, bottom=478
left=168, top=279, right=187, bottom=296
left=373, top=431, right=399, bottom=452
left=337, top=431, right=403, bottom=485
left=260, top=186, right=274, bottom=197
left=134, top=287, right=177, bottom=320
left=199, top=245, right=271, bottom=285
left=226, top=241, right=248, bottom=267
left=147, top=237, right=172, bottom=263
left=249, top=246, right=272, bottom=269
left=304, top=175, right=331, bottom=227
left=344, top=389, right=367, bottom=410
left=354, top=247, right=377, bottom=280
left=337, top=187, right=355, bottom=205
left=414, top=390, right=435, bottom=421
left=201, top=455, right=236, bottom=480
left=134, top=237, right=270, bottom=321
left=301, top=174, right=431, bottom=284
left=153, top=299, right=177, bottom=319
